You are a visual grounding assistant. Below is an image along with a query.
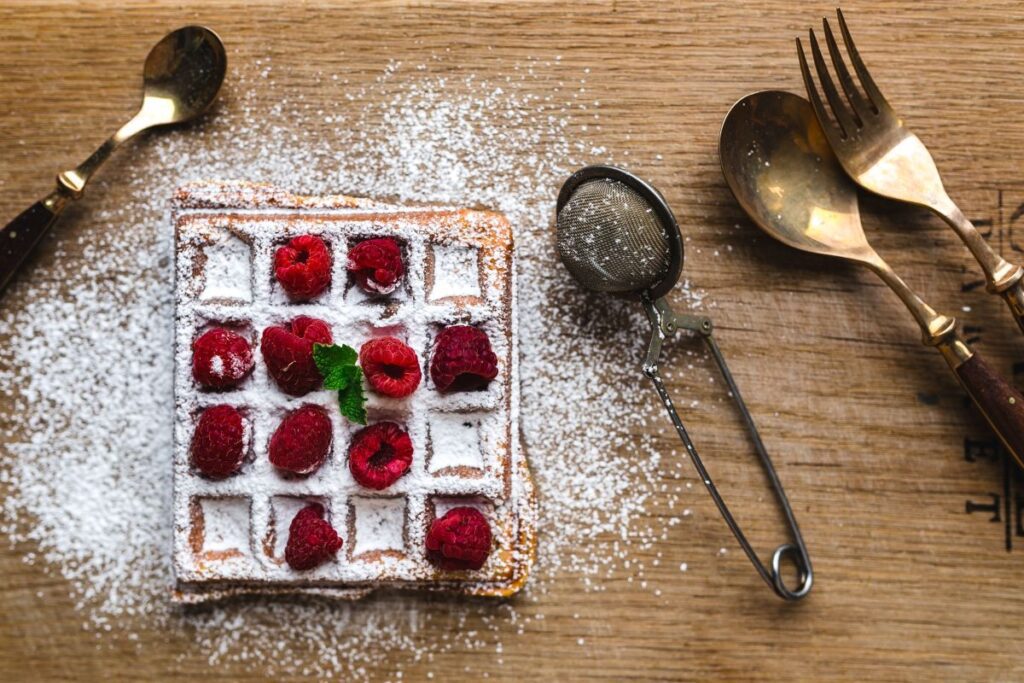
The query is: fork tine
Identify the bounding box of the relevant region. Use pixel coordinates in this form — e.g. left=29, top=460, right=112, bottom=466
left=822, top=17, right=869, bottom=125
left=807, top=28, right=856, bottom=138
left=837, top=8, right=886, bottom=113
left=796, top=37, right=843, bottom=143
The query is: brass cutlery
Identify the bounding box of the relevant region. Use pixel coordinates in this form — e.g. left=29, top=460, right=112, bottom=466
left=796, top=9, right=1024, bottom=335
left=0, top=26, right=226, bottom=294
left=720, top=90, right=1024, bottom=470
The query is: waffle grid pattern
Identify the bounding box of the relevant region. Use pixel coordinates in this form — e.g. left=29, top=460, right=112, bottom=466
left=172, top=190, right=529, bottom=598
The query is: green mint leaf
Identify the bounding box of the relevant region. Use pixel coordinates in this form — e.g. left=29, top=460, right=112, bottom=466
left=322, top=368, right=347, bottom=391
left=338, top=367, right=367, bottom=425
left=324, top=364, right=361, bottom=391
left=313, top=343, right=357, bottom=378
left=339, top=364, right=361, bottom=386
left=312, top=343, right=365, bottom=424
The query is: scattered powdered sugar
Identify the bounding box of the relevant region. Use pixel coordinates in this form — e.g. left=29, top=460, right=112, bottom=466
left=0, top=54, right=709, bottom=678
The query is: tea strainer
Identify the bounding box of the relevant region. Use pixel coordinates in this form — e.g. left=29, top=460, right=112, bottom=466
left=556, top=165, right=813, bottom=601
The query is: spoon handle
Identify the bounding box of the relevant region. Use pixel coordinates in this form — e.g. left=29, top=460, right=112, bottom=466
left=941, top=337, right=1024, bottom=469
left=0, top=189, right=69, bottom=295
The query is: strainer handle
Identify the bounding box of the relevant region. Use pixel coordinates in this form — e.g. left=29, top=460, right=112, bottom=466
left=642, top=296, right=813, bottom=601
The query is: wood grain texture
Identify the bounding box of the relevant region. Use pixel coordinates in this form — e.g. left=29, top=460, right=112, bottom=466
left=3, top=0, right=1024, bottom=680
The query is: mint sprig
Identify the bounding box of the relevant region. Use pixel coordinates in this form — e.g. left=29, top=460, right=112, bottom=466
left=313, top=343, right=367, bottom=425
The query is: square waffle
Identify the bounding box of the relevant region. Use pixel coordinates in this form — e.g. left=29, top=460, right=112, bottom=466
left=171, top=181, right=536, bottom=603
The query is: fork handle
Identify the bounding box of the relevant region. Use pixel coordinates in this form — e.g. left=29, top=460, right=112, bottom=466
left=938, top=203, right=1024, bottom=337
left=998, top=282, right=1024, bottom=338
left=941, top=338, right=1024, bottom=470
left=0, top=188, right=69, bottom=295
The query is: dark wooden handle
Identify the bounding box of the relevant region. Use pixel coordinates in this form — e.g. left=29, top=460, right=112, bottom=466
left=955, top=351, right=1024, bottom=469
left=0, top=198, right=63, bottom=294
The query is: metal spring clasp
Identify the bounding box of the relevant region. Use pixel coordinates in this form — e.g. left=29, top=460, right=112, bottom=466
left=642, top=295, right=813, bottom=601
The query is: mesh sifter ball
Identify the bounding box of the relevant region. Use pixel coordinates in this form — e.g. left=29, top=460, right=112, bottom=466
left=556, top=166, right=683, bottom=298
left=554, top=165, right=813, bottom=602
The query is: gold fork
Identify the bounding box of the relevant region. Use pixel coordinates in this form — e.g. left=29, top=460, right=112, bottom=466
left=796, top=9, right=1024, bottom=335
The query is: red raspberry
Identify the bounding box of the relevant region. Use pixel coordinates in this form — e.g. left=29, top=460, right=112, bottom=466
left=359, top=337, right=422, bottom=398
left=284, top=503, right=343, bottom=570
left=260, top=316, right=333, bottom=396
left=269, top=405, right=333, bottom=475
left=425, top=507, right=492, bottom=571
left=190, top=404, right=246, bottom=478
left=274, top=234, right=332, bottom=300
left=347, top=237, right=404, bottom=295
left=347, top=421, right=413, bottom=490
left=192, top=328, right=254, bottom=390
left=429, top=325, right=499, bottom=392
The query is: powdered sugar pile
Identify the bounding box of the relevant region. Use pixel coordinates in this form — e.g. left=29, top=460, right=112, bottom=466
left=0, top=54, right=708, bottom=677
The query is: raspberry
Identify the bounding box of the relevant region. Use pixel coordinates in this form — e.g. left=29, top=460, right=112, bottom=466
left=190, top=404, right=246, bottom=478
left=425, top=507, right=492, bottom=571
left=347, top=421, right=413, bottom=490
left=284, top=503, right=343, bottom=570
left=269, top=405, right=333, bottom=475
left=347, top=237, right=404, bottom=295
left=192, top=328, right=254, bottom=390
left=274, top=234, right=332, bottom=300
left=359, top=337, right=422, bottom=398
left=261, top=316, right=333, bottom=396
left=429, top=325, right=499, bottom=392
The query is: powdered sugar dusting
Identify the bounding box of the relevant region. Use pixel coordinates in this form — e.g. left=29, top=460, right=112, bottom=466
left=197, top=497, right=251, bottom=555
left=199, top=231, right=252, bottom=303
left=429, top=243, right=482, bottom=301
left=428, top=412, right=484, bottom=472
left=351, top=496, right=406, bottom=556
left=0, top=54, right=707, bottom=678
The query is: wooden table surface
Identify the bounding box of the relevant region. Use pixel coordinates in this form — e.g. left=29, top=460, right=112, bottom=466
left=3, top=1, right=1024, bottom=680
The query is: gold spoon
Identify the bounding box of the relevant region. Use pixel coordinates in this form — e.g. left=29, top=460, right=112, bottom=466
left=720, top=90, right=1024, bottom=470
left=0, top=26, right=226, bottom=294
